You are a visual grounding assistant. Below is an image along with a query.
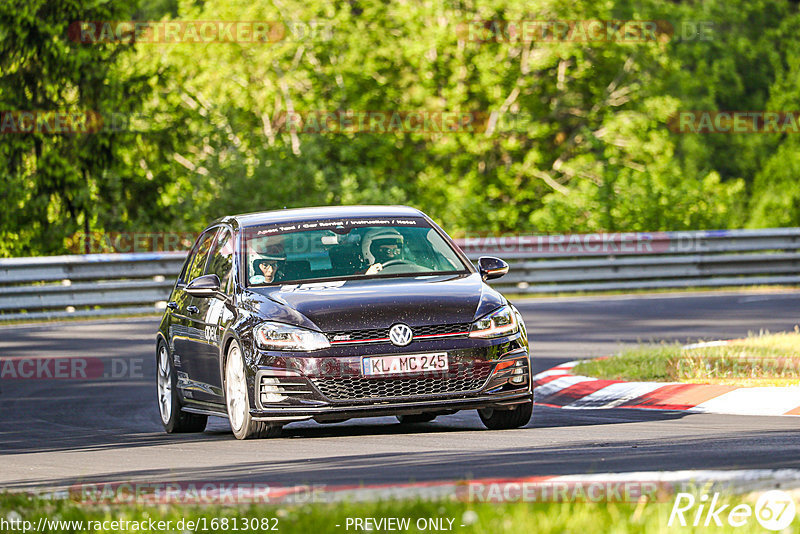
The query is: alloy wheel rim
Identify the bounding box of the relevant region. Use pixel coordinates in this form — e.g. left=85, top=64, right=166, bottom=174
left=157, top=346, right=172, bottom=424
left=226, top=346, right=247, bottom=432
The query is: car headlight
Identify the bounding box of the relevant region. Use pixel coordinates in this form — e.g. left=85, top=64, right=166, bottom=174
left=254, top=322, right=330, bottom=351
left=469, top=305, right=519, bottom=338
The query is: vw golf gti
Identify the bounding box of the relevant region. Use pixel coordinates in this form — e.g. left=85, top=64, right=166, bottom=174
left=156, top=206, right=532, bottom=439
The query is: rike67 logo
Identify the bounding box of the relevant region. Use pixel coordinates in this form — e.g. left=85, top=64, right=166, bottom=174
left=668, top=490, right=796, bottom=531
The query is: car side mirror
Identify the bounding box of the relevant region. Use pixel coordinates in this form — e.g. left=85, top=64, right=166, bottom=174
left=185, top=274, right=222, bottom=298
left=477, top=256, right=509, bottom=281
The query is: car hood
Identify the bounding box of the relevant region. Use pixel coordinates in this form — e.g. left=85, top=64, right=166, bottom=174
left=241, top=273, right=505, bottom=332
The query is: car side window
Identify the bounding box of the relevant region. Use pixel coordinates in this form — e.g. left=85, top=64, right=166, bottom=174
left=205, top=228, right=234, bottom=294
left=181, top=229, right=217, bottom=283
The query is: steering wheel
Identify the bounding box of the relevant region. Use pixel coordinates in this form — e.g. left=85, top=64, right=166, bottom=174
left=380, top=259, right=413, bottom=268
left=378, top=259, right=432, bottom=274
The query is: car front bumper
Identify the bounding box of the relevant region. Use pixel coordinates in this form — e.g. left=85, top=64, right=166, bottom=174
left=246, top=335, right=531, bottom=423
left=251, top=389, right=533, bottom=423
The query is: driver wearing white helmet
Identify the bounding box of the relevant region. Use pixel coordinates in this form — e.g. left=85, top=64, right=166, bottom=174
left=361, top=228, right=405, bottom=275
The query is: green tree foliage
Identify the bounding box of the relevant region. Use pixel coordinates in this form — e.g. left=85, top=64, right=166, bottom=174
left=2, top=0, right=800, bottom=256
left=0, top=0, right=165, bottom=255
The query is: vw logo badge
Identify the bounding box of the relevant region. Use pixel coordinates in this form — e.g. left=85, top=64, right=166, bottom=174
left=389, top=323, right=413, bottom=347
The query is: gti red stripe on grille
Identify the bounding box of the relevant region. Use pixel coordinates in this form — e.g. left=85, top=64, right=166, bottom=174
left=331, top=337, right=390, bottom=344
left=330, top=332, right=469, bottom=344
left=414, top=332, right=469, bottom=339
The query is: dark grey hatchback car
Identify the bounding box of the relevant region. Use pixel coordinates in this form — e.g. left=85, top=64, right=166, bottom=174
left=156, top=205, right=532, bottom=439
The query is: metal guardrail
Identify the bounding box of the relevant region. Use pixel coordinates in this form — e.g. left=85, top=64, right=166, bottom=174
left=0, top=252, right=186, bottom=321
left=1, top=228, right=799, bottom=321
left=461, top=227, right=800, bottom=293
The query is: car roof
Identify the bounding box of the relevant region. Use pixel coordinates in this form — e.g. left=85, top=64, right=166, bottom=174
left=214, top=205, right=428, bottom=229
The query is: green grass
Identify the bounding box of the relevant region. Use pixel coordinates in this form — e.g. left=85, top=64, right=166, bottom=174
left=572, top=330, right=800, bottom=386
left=0, top=492, right=783, bottom=533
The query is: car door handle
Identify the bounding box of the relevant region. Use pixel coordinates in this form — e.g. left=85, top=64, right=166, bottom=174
left=166, top=301, right=178, bottom=310
left=186, top=305, right=200, bottom=315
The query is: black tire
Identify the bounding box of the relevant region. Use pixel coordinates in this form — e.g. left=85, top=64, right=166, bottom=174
left=224, top=340, right=282, bottom=440
left=157, top=341, right=207, bottom=433
left=478, top=400, right=533, bottom=430
left=396, top=413, right=437, bottom=424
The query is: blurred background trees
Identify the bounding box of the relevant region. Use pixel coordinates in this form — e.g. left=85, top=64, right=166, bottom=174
left=2, top=0, right=799, bottom=255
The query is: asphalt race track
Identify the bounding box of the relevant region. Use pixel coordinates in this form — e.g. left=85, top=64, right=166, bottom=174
left=1, top=290, right=800, bottom=491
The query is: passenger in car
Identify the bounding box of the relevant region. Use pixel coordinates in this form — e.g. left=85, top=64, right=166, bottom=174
left=255, top=259, right=281, bottom=283
left=249, top=236, right=286, bottom=284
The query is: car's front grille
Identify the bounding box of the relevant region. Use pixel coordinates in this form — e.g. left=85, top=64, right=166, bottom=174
left=310, top=365, right=492, bottom=401
left=326, top=323, right=471, bottom=344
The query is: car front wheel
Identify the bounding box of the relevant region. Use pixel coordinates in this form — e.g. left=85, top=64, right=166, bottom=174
left=225, top=340, right=281, bottom=440
left=478, top=400, right=533, bottom=430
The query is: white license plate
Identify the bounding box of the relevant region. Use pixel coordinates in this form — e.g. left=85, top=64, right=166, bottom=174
left=362, top=353, right=448, bottom=376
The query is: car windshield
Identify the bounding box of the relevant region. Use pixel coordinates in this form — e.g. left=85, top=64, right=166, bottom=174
left=243, top=217, right=469, bottom=286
